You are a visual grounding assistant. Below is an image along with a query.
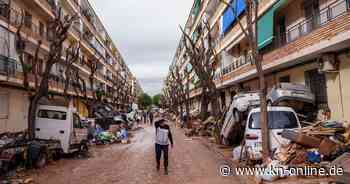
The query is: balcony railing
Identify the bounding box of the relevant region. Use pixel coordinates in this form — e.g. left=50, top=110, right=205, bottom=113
left=275, top=0, right=350, bottom=47
left=221, top=52, right=253, bottom=76
left=0, top=55, right=16, bottom=77
left=0, top=6, right=50, bottom=43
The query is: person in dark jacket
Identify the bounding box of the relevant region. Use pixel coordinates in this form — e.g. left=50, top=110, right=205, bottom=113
left=143, top=111, right=147, bottom=124
left=154, top=118, right=173, bottom=175
left=149, top=111, right=154, bottom=125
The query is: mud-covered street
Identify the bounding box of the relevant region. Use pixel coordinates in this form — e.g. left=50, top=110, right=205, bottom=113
left=23, top=124, right=243, bottom=184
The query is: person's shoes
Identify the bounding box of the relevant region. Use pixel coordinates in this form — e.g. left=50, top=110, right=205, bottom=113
left=164, top=168, right=168, bottom=175
left=156, top=164, right=160, bottom=171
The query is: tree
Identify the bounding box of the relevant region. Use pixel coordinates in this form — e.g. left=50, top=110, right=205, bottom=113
left=138, top=93, right=152, bottom=109
left=152, top=94, right=161, bottom=107
left=85, top=53, right=100, bottom=117
left=170, top=65, right=190, bottom=121
left=220, top=0, right=269, bottom=160
left=15, top=9, right=77, bottom=139
left=63, top=42, right=81, bottom=96
left=180, top=21, right=221, bottom=120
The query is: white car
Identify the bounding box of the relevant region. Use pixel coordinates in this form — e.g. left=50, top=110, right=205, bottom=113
left=220, top=91, right=260, bottom=145
left=244, top=106, right=301, bottom=161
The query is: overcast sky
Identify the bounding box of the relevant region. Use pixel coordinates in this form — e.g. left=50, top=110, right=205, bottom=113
left=90, top=0, right=192, bottom=96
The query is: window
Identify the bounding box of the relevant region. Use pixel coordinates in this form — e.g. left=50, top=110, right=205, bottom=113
left=305, top=69, right=328, bottom=106
left=73, top=113, right=81, bottom=128
left=0, top=93, right=9, bottom=119
left=38, top=110, right=67, bottom=120
left=24, top=11, right=32, bottom=28
left=303, top=0, right=320, bottom=32
left=39, top=21, right=45, bottom=37
left=0, top=1, right=9, bottom=19
left=279, top=75, right=290, bottom=83
left=249, top=111, right=299, bottom=129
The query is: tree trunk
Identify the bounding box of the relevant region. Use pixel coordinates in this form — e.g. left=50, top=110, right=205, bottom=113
left=258, top=71, right=269, bottom=159
left=200, top=90, right=209, bottom=120
left=208, top=81, right=221, bottom=118
left=179, top=104, right=184, bottom=120
left=27, top=92, right=44, bottom=139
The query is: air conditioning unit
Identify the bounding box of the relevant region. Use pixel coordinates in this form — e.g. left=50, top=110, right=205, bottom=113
left=318, top=53, right=338, bottom=73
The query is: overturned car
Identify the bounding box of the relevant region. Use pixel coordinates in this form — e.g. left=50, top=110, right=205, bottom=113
left=220, top=91, right=260, bottom=145
left=267, top=83, right=316, bottom=121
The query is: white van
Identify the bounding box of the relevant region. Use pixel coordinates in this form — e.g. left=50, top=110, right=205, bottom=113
left=244, top=106, right=301, bottom=160
left=35, top=105, right=88, bottom=154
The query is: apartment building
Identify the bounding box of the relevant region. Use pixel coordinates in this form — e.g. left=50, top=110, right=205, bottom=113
left=170, top=0, right=350, bottom=121
left=0, top=0, right=139, bottom=133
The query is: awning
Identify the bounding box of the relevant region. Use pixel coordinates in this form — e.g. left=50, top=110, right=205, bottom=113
left=222, top=0, right=246, bottom=34
left=192, top=0, right=201, bottom=17
left=257, top=0, right=287, bottom=49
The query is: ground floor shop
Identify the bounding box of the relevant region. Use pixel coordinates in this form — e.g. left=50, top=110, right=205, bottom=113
left=0, top=87, right=29, bottom=133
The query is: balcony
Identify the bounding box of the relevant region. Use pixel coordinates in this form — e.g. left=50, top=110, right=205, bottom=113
left=44, top=0, right=57, bottom=11
left=0, top=55, right=16, bottom=77
left=262, top=0, right=350, bottom=65
left=221, top=52, right=253, bottom=76
left=0, top=6, right=49, bottom=44
left=81, top=8, right=95, bottom=27
left=274, top=0, right=350, bottom=48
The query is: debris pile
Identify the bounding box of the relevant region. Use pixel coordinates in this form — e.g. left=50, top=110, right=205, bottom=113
left=184, top=116, right=221, bottom=139
left=256, top=120, right=350, bottom=182
left=277, top=120, right=350, bottom=164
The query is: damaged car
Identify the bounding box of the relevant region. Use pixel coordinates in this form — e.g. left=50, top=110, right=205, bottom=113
left=220, top=91, right=260, bottom=145
left=244, top=106, right=301, bottom=161
left=267, top=83, right=316, bottom=121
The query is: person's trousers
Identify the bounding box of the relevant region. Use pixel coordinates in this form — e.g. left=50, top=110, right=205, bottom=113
left=155, top=143, right=169, bottom=169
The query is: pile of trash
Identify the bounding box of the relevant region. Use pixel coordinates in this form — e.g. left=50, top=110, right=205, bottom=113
left=255, top=120, right=350, bottom=182
left=277, top=120, right=350, bottom=164
left=0, top=132, right=28, bottom=177
left=93, top=124, right=129, bottom=145
left=0, top=132, right=27, bottom=149
left=184, top=116, right=219, bottom=137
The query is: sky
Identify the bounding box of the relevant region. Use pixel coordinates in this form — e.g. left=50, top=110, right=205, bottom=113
left=90, top=0, right=193, bottom=96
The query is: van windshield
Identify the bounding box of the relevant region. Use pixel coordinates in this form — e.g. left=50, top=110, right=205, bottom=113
left=249, top=111, right=298, bottom=129
left=38, top=110, right=67, bottom=120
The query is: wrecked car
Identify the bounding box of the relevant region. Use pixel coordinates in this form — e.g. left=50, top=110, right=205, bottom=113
left=36, top=105, right=88, bottom=154
left=244, top=106, right=301, bottom=161
left=220, top=91, right=260, bottom=145
left=267, top=83, right=316, bottom=121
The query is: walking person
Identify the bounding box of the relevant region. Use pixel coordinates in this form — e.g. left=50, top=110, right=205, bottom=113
left=143, top=111, right=147, bottom=124
left=154, top=118, right=173, bottom=175
left=149, top=111, right=154, bottom=125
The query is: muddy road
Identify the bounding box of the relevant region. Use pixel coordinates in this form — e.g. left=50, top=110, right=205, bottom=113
left=24, top=124, right=243, bottom=184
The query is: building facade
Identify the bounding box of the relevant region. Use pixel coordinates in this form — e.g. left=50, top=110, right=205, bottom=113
left=0, top=0, right=139, bottom=133
left=169, top=0, right=350, bottom=121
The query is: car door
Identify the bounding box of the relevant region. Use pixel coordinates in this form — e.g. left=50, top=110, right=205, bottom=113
left=70, top=113, right=87, bottom=146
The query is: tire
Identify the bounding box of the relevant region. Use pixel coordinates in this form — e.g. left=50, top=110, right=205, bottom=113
left=35, top=151, right=47, bottom=168
left=52, top=149, right=63, bottom=161
left=79, top=143, right=89, bottom=153
left=267, top=100, right=273, bottom=106
left=78, top=142, right=89, bottom=158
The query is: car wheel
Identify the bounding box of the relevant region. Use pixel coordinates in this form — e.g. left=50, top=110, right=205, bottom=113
left=267, top=100, right=273, bottom=106
left=78, top=142, right=89, bottom=158
left=35, top=151, right=47, bottom=168
left=52, top=149, right=62, bottom=161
